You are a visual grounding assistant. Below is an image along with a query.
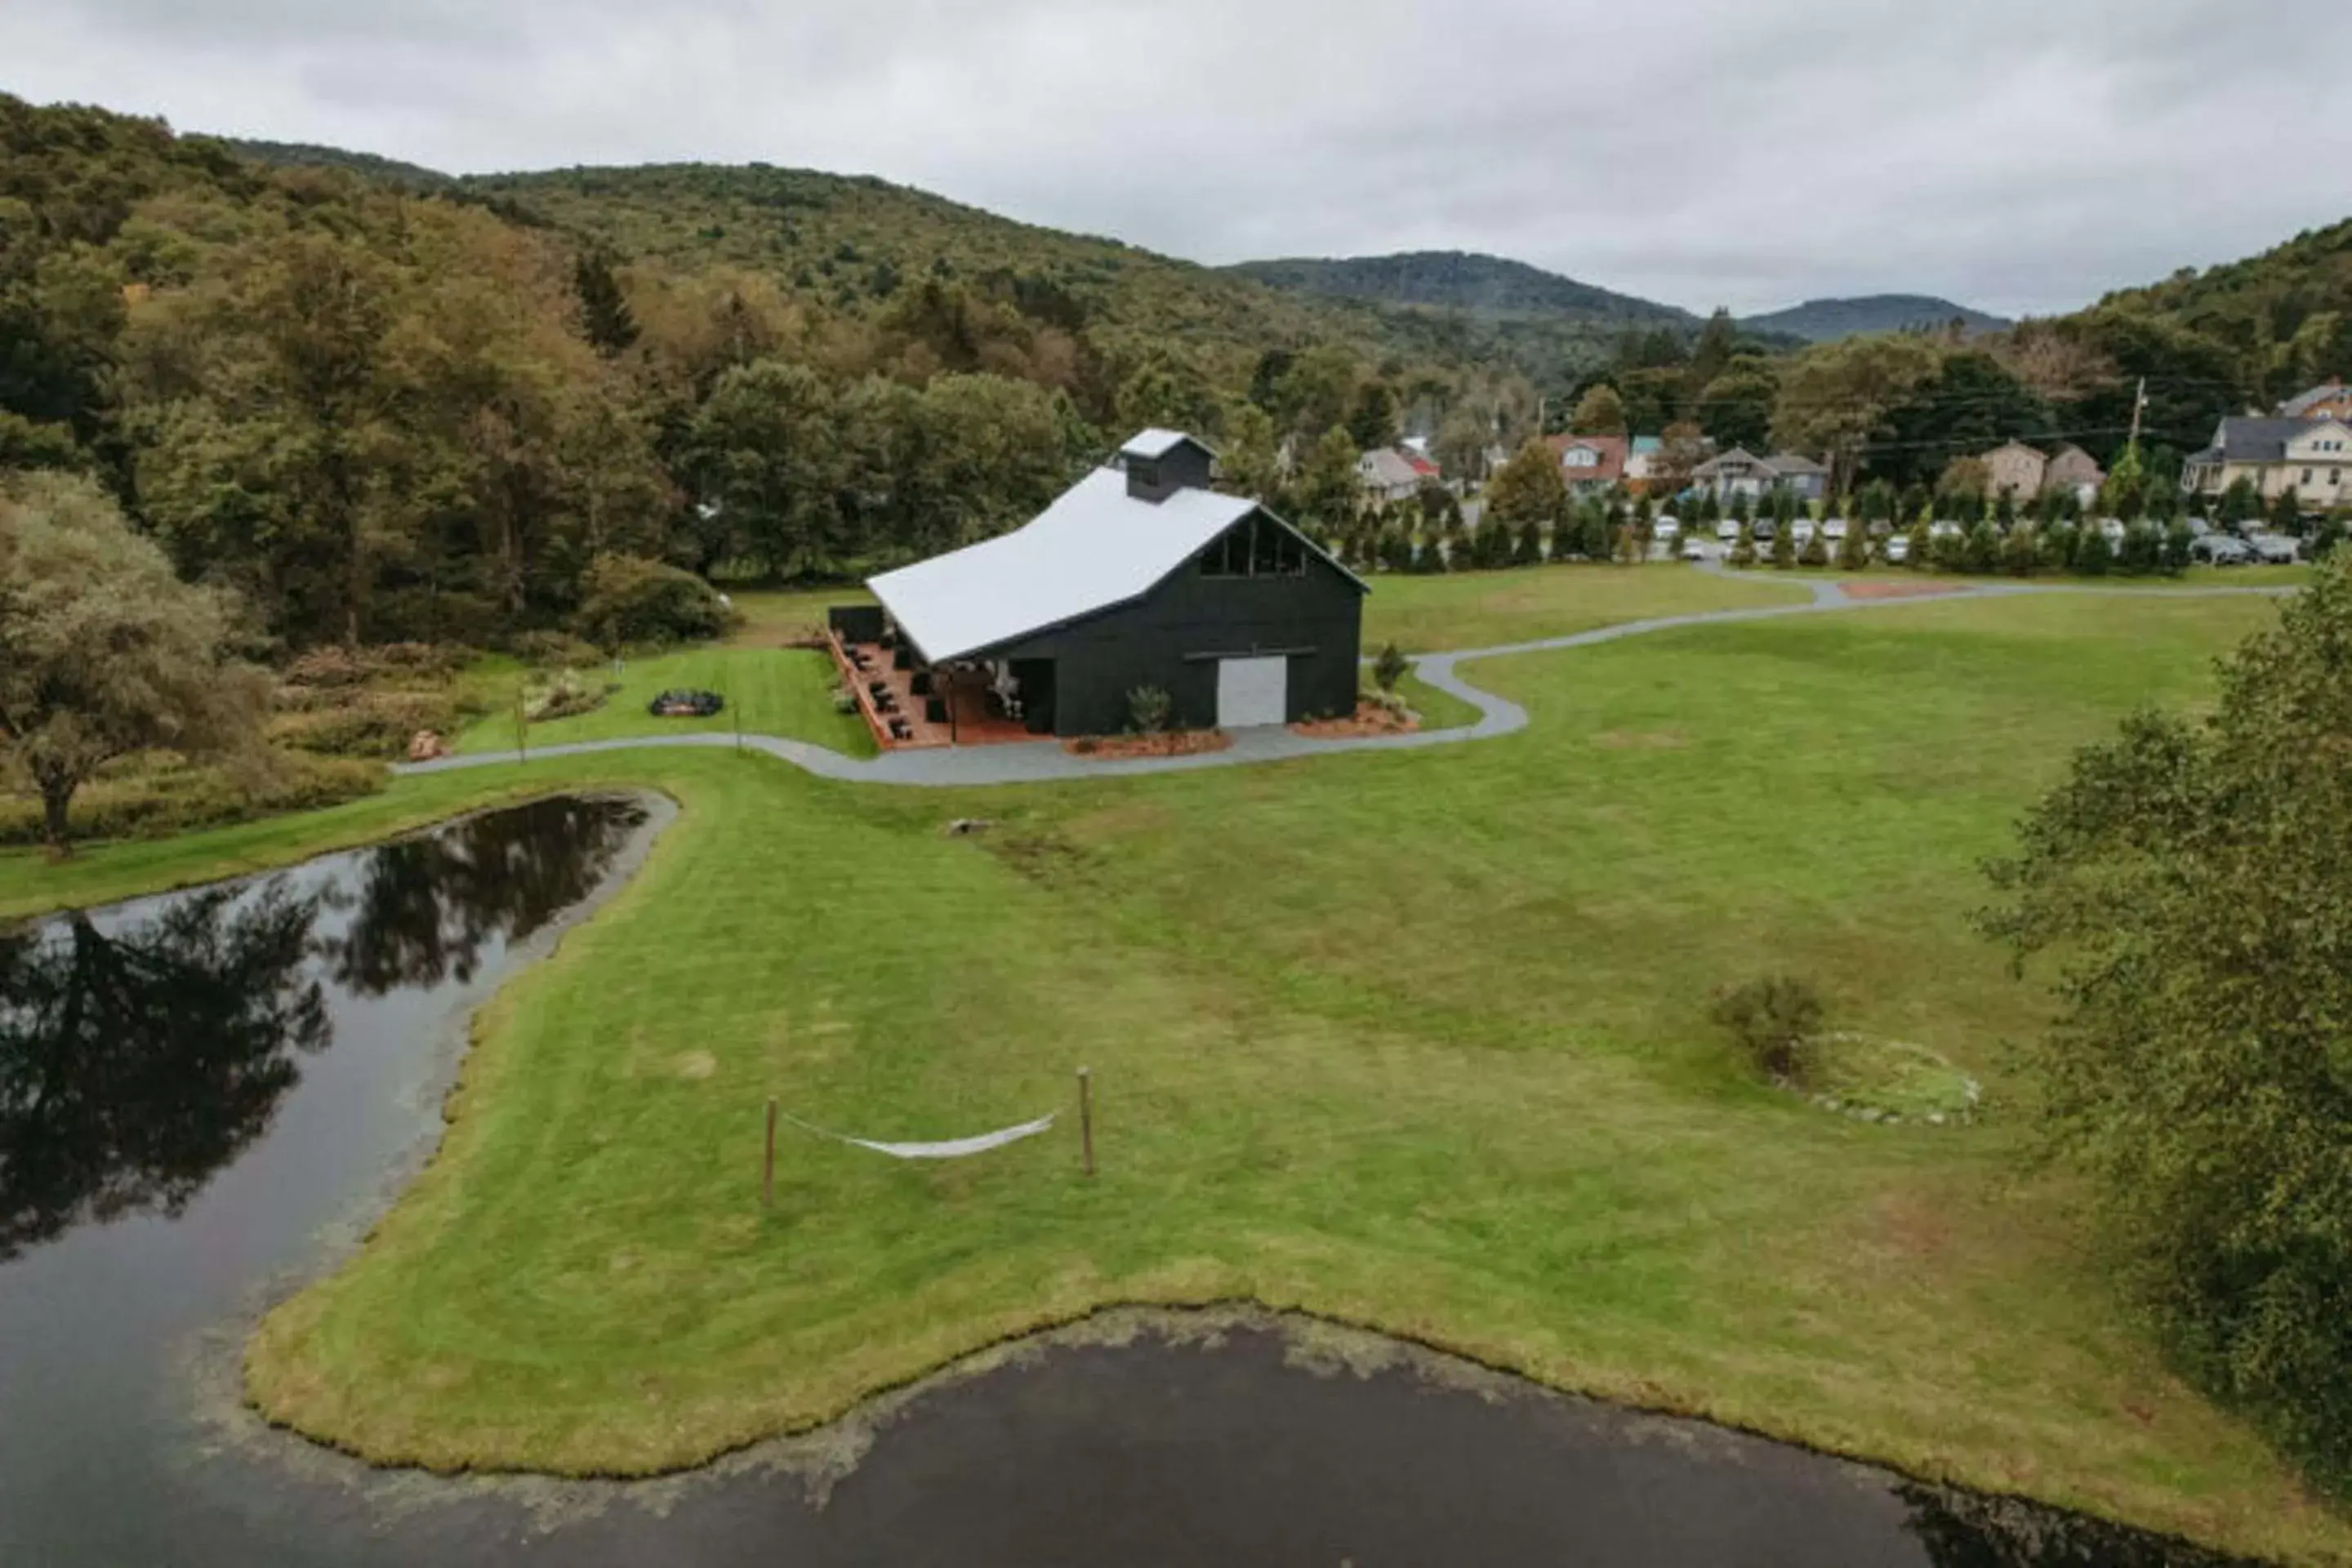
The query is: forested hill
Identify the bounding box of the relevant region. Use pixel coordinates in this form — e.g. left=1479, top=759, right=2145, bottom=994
left=222, top=137, right=457, bottom=191
left=1223, top=252, right=1693, bottom=326
left=2089, top=216, right=2352, bottom=389
left=1737, top=295, right=2011, bottom=343
left=0, top=92, right=1546, bottom=656
left=456, top=163, right=1442, bottom=378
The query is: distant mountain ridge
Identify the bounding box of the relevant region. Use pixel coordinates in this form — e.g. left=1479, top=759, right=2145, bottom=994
left=1223, top=251, right=1695, bottom=326
left=1735, top=294, right=2012, bottom=342
left=221, top=137, right=457, bottom=191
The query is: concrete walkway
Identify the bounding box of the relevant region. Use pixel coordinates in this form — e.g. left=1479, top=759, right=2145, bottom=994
left=396, top=571, right=2293, bottom=790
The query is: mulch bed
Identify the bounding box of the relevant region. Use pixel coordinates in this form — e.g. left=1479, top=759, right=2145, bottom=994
left=1062, top=730, right=1232, bottom=760
left=1841, top=581, right=1968, bottom=600
left=1291, top=702, right=1422, bottom=739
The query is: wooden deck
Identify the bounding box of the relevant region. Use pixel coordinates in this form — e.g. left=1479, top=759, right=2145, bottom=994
left=827, top=634, right=1036, bottom=751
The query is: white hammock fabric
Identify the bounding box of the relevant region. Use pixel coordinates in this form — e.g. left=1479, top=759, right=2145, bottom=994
left=777, top=1108, right=1057, bottom=1160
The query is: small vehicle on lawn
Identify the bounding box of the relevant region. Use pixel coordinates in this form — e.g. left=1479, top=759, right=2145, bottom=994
left=2244, top=532, right=2301, bottom=564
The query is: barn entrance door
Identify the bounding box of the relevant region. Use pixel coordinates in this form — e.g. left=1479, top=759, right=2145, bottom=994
left=1215, top=656, right=1288, bottom=728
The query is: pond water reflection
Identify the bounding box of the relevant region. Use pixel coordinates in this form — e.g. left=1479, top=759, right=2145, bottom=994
left=0, top=794, right=2263, bottom=1567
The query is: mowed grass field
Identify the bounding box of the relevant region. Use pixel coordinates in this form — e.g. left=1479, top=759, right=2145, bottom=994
left=8, top=581, right=2343, bottom=1561
left=1361, top=563, right=1808, bottom=651
left=453, top=645, right=874, bottom=758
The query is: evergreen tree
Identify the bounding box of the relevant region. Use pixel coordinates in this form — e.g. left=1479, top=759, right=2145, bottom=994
left=1581, top=504, right=1614, bottom=562
left=2000, top=523, right=2038, bottom=577
left=1837, top=515, right=1869, bottom=570
left=574, top=246, right=639, bottom=355
left=1906, top=519, right=1933, bottom=571
left=2270, top=484, right=2305, bottom=535
left=2163, top=522, right=2195, bottom=576
left=1797, top=523, right=1829, bottom=568
left=1729, top=522, right=1758, bottom=568
left=1770, top=507, right=1797, bottom=569
left=1962, top=519, right=2000, bottom=573
left=2076, top=524, right=2114, bottom=577
left=1512, top=519, right=1542, bottom=566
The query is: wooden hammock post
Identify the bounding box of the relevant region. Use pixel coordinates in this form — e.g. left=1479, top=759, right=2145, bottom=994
left=763, top=1097, right=777, bottom=1209
left=1078, top=1067, right=1095, bottom=1178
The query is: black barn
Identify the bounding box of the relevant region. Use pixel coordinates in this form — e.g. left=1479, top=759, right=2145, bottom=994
left=860, top=430, right=1367, bottom=738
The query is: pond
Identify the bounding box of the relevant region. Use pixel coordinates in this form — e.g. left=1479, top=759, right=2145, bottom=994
left=0, top=795, right=2254, bottom=1566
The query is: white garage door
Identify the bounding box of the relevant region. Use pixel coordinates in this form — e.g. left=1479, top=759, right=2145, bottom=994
left=1215, top=656, right=1289, bottom=728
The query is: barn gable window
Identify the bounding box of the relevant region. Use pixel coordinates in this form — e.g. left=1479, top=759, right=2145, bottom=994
left=1200, top=515, right=1304, bottom=577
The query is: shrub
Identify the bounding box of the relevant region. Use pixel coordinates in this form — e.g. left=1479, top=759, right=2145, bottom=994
left=524, top=669, right=610, bottom=723
left=573, top=553, right=732, bottom=648
left=0, top=749, right=381, bottom=847
left=1126, top=685, right=1173, bottom=734
left=1372, top=642, right=1410, bottom=694
left=510, top=629, right=605, bottom=669
left=266, top=687, right=459, bottom=760
left=1709, top=975, right=1825, bottom=1085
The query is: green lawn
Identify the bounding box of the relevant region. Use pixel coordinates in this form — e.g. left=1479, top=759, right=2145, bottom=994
left=1361, top=564, right=1808, bottom=652
left=724, top=584, right=871, bottom=647
left=452, top=646, right=875, bottom=758
left=11, top=589, right=2345, bottom=1562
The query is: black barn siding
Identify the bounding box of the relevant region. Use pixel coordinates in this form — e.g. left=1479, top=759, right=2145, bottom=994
left=987, top=519, right=1363, bottom=737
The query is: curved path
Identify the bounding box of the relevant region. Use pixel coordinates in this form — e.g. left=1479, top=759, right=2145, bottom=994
left=399, top=571, right=2294, bottom=789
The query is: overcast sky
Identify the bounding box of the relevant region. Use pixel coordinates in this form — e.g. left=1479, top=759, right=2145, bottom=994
left=4, top=0, right=2343, bottom=318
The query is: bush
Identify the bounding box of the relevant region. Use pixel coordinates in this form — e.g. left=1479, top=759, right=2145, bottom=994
left=510, top=629, right=605, bottom=669
left=0, top=749, right=382, bottom=847
left=524, top=669, right=611, bottom=723
left=1126, top=685, right=1173, bottom=734
left=1372, top=642, right=1410, bottom=694
left=1709, top=975, right=1825, bottom=1085
left=573, top=552, right=732, bottom=648
left=266, top=687, right=459, bottom=760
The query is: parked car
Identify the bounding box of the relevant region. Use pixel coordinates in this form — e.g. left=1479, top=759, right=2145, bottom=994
left=2244, top=532, right=2301, bottom=564
left=1681, top=536, right=1710, bottom=562
left=1654, top=514, right=1682, bottom=541
left=1716, top=519, right=1742, bottom=542
left=1884, top=535, right=1912, bottom=564
left=2191, top=533, right=2253, bottom=565
left=1927, top=519, right=1962, bottom=540
left=1751, top=519, right=1777, bottom=543
left=1822, top=518, right=1849, bottom=541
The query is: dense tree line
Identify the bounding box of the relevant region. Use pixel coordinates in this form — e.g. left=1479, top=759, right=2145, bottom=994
left=1, top=95, right=1527, bottom=653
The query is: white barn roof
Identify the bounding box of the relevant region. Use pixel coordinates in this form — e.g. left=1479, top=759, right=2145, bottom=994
left=867, top=467, right=1259, bottom=662
left=1119, top=428, right=1200, bottom=461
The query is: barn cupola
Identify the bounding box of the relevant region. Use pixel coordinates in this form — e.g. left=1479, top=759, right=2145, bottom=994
left=1120, top=429, right=1216, bottom=503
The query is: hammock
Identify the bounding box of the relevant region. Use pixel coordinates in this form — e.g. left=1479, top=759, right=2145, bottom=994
left=776, top=1108, right=1056, bottom=1160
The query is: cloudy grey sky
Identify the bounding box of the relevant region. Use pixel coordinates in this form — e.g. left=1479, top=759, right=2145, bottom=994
left=3, top=0, right=2342, bottom=317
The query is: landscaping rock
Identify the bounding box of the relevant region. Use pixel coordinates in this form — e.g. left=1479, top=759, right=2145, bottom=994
left=407, top=728, right=448, bottom=762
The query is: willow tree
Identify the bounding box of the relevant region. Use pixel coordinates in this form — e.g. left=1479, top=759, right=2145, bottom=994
left=0, top=471, right=268, bottom=853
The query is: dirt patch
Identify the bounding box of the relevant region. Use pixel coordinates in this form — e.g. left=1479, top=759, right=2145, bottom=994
left=675, top=1051, right=717, bottom=1080
left=1291, top=702, right=1422, bottom=739
left=1062, top=730, right=1232, bottom=760
left=1840, top=581, right=1968, bottom=601
left=1594, top=729, right=1688, bottom=750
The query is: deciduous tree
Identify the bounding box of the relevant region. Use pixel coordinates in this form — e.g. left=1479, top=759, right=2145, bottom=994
left=0, top=471, right=269, bottom=853
left=1984, top=561, right=2352, bottom=1487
